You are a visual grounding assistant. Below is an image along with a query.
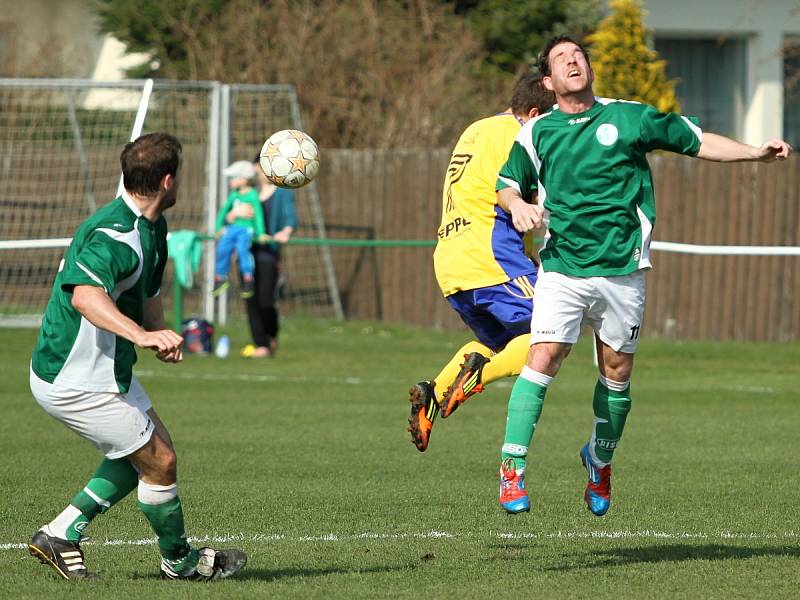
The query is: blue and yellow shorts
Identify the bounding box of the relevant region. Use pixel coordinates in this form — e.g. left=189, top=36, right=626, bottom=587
left=446, top=274, right=536, bottom=352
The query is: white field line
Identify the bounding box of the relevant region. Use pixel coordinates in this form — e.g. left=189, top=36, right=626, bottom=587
left=135, top=369, right=374, bottom=386
left=134, top=369, right=782, bottom=396
left=3, top=529, right=798, bottom=550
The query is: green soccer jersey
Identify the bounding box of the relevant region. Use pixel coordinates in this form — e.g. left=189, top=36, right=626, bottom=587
left=214, top=187, right=265, bottom=236
left=31, top=192, right=168, bottom=393
left=497, top=98, right=702, bottom=277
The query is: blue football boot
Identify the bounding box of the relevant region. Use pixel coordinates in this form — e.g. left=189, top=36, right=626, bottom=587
left=499, top=458, right=530, bottom=514
left=580, top=443, right=611, bottom=516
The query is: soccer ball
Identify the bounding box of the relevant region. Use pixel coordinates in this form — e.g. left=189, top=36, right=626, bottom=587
left=259, top=129, right=320, bottom=189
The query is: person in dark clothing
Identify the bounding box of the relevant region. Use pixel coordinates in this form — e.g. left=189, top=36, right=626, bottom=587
left=228, top=156, right=298, bottom=358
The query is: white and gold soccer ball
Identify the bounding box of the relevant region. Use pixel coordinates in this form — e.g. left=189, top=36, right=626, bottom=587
left=259, top=129, right=320, bottom=189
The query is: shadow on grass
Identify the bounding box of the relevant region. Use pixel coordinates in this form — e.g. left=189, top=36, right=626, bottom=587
left=537, top=544, right=800, bottom=572
left=132, top=563, right=414, bottom=582
left=236, top=563, right=414, bottom=582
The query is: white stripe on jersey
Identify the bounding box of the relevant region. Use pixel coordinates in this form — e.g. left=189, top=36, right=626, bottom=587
left=95, top=225, right=144, bottom=301
left=680, top=115, right=703, bottom=142
left=514, top=112, right=550, bottom=169
left=513, top=112, right=551, bottom=206
left=636, top=205, right=654, bottom=270
left=497, top=175, right=520, bottom=193
left=54, top=224, right=145, bottom=392
left=75, top=262, right=107, bottom=292
left=596, top=96, right=640, bottom=106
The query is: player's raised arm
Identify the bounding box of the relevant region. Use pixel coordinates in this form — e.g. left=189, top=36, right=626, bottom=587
left=697, top=132, right=793, bottom=163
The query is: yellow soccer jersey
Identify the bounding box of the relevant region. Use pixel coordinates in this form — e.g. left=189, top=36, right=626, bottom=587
left=434, top=113, right=537, bottom=296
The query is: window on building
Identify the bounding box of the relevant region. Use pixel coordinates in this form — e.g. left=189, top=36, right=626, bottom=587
left=784, top=36, right=800, bottom=148
left=654, top=37, right=747, bottom=138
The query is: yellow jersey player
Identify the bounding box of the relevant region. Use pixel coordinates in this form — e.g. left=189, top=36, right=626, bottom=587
left=408, top=73, right=554, bottom=452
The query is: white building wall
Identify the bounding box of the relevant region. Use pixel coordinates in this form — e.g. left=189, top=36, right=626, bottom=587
left=0, top=0, right=103, bottom=77
left=0, top=0, right=146, bottom=82
left=644, top=0, right=800, bottom=144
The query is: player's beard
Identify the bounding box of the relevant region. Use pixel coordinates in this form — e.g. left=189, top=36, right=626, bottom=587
left=554, top=71, right=594, bottom=107
left=161, top=185, right=179, bottom=210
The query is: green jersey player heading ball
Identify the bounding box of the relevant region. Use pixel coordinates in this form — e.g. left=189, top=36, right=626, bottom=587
left=494, top=35, right=792, bottom=515
left=28, top=132, right=246, bottom=581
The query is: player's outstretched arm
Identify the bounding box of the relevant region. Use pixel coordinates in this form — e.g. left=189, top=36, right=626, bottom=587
left=697, top=132, right=792, bottom=163
left=72, top=285, right=183, bottom=359
left=497, top=188, right=544, bottom=232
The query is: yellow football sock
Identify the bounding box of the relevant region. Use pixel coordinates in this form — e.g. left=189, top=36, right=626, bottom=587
left=432, top=340, right=492, bottom=403
left=481, top=334, right=531, bottom=385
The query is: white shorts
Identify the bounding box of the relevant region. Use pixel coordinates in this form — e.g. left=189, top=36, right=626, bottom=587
left=530, top=270, right=646, bottom=353
left=30, top=368, right=155, bottom=459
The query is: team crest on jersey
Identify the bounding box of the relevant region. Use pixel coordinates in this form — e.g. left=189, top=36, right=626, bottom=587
left=596, top=123, right=619, bottom=146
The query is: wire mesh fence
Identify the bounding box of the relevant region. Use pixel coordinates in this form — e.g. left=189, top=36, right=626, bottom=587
left=1, top=79, right=798, bottom=340
left=0, top=78, right=340, bottom=325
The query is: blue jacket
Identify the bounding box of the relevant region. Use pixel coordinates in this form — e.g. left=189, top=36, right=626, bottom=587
left=255, top=186, right=298, bottom=257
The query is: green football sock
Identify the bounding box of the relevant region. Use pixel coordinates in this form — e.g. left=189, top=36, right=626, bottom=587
left=501, top=368, right=551, bottom=472
left=163, top=547, right=199, bottom=575
left=138, top=483, right=193, bottom=561
left=591, top=377, right=632, bottom=464
left=55, top=458, right=139, bottom=542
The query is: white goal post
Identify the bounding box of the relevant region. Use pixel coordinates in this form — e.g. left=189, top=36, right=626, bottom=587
left=0, top=78, right=343, bottom=326
left=116, top=78, right=154, bottom=197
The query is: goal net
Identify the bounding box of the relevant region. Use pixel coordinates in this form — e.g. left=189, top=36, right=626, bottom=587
left=219, top=84, right=342, bottom=324
left=1, top=82, right=119, bottom=323
left=0, top=79, right=341, bottom=326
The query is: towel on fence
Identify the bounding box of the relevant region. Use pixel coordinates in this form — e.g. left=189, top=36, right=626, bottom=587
left=167, top=230, right=203, bottom=289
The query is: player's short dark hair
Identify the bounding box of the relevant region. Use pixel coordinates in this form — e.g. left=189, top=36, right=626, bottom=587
left=510, top=73, right=555, bottom=116
left=120, top=132, right=182, bottom=195
left=538, top=35, right=590, bottom=76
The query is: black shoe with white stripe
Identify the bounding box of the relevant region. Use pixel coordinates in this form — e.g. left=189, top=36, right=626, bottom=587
left=28, top=529, right=96, bottom=580
left=160, top=547, right=247, bottom=581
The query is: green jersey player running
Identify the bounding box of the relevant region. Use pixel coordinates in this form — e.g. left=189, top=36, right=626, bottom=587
left=27, top=133, right=246, bottom=580
left=494, top=35, right=792, bottom=515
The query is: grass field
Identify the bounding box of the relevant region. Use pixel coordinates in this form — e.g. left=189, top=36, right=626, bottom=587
left=1, top=317, right=798, bottom=599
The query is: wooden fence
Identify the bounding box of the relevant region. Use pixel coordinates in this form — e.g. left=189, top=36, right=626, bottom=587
left=311, top=150, right=800, bottom=342
left=3, top=147, right=797, bottom=342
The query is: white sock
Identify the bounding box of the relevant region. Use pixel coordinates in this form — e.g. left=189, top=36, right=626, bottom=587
left=599, top=374, right=630, bottom=392
left=137, top=481, right=178, bottom=505
left=521, top=366, right=553, bottom=387
left=45, top=505, right=83, bottom=540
